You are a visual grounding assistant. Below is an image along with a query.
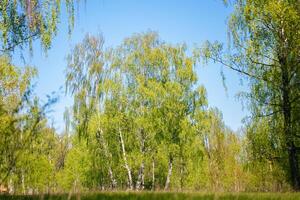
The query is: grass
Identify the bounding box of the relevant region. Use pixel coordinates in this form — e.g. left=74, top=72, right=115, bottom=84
left=1, top=192, right=300, bottom=200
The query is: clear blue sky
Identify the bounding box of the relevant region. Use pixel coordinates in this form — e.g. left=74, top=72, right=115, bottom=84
left=13, top=0, right=248, bottom=132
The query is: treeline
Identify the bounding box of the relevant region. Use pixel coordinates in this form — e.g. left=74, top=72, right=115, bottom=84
left=0, top=32, right=293, bottom=194
left=0, top=0, right=299, bottom=195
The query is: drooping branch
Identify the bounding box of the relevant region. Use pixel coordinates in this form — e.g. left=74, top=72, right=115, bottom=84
left=0, top=31, right=39, bottom=53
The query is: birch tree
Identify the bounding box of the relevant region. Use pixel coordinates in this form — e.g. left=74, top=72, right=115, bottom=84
left=0, top=0, right=78, bottom=53
left=202, top=0, right=300, bottom=190
left=66, top=32, right=209, bottom=190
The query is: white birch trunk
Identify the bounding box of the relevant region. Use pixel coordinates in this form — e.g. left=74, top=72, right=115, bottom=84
left=119, top=127, right=133, bottom=190
left=164, top=157, right=173, bottom=190
left=108, top=167, right=117, bottom=189
left=8, top=175, right=14, bottom=194
left=136, top=162, right=145, bottom=190
left=98, top=128, right=117, bottom=188
left=136, top=134, right=145, bottom=190
left=21, top=169, right=25, bottom=194
left=152, top=159, right=155, bottom=191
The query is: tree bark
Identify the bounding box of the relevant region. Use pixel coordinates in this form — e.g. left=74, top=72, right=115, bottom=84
left=97, top=128, right=117, bottom=189
left=152, top=158, right=155, bottom=191
left=8, top=175, right=13, bottom=194
left=164, top=156, right=173, bottom=190
left=136, top=132, right=145, bottom=190
left=136, top=162, right=145, bottom=190
left=119, top=127, right=133, bottom=190
left=180, top=158, right=184, bottom=191
left=280, top=55, right=300, bottom=190
left=108, top=167, right=117, bottom=189
left=21, top=169, right=25, bottom=194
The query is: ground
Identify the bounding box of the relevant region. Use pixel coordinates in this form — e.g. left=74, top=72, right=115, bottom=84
left=1, top=192, right=300, bottom=200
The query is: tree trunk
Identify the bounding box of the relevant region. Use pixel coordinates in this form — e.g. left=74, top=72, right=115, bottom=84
left=8, top=175, right=14, bottom=194
left=97, top=128, right=117, bottom=189
left=136, top=162, right=145, bottom=190
left=68, top=179, right=77, bottom=200
left=152, top=158, right=155, bottom=191
left=136, top=132, right=145, bottom=190
left=21, top=169, right=25, bottom=194
left=108, top=167, right=117, bottom=189
left=280, top=56, right=300, bottom=190
left=164, top=156, right=173, bottom=190
left=180, top=159, right=184, bottom=191
left=288, top=144, right=299, bottom=190
left=119, top=127, right=133, bottom=190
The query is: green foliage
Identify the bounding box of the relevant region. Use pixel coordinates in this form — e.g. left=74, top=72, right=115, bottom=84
left=56, top=136, right=91, bottom=192
left=63, top=32, right=247, bottom=192
left=200, top=0, right=300, bottom=190
left=2, top=23, right=298, bottom=193
left=2, top=1, right=298, bottom=193
left=0, top=0, right=77, bottom=53
left=0, top=56, right=59, bottom=193
left=0, top=56, right=37, bottom=182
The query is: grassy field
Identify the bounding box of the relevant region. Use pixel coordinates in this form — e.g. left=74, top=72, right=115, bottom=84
left=1, top=192, right=300, bottom=200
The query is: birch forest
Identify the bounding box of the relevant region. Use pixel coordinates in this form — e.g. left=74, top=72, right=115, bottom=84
left=0, top=0, right=299, bottom=197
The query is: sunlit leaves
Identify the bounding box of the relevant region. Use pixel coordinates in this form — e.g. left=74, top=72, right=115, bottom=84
left=0, top=0, right=78, bottom=53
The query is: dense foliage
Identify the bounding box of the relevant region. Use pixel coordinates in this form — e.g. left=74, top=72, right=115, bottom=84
left=0, top=0, right=299, bottom=196
left=63, top=32, right=252, bottom=192
left=0, top=56, right=58, bottom=193
left=202, top=0, right=300, bottom=190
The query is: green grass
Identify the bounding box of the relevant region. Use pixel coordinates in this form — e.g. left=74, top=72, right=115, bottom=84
left=1, top=192, right=300, bottom=200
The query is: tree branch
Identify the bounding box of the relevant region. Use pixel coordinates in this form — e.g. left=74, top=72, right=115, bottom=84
left=0, top=31, right=39, bottom=53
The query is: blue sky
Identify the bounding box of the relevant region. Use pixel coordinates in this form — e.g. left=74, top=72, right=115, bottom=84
left=13, top=0, right=248, bottom=132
